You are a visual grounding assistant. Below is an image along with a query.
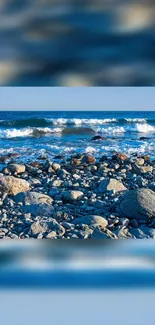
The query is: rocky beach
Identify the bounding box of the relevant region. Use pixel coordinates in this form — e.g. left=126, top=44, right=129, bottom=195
left=0, top=151, right=155, bottom=239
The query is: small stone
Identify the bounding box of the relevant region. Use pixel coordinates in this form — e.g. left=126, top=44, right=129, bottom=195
left=52, top=163, right=61, bottom=171
left=136, top=158, right=145, bottom=166
left=84, top=155, right=96, bottom=164
left=62, top=190, right=84, bottom=202
left=46, top=231, right=57, bottom=239
left=5, top=164, right=26, bottom=174
left=134, top=165, right=153, bottom=174
left=51, top=180, right=62, bottom=187
left=113, top=153, right=129, bottom=162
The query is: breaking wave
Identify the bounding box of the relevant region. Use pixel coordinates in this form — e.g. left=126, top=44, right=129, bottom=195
left=0, top=127, right=62, bottom=138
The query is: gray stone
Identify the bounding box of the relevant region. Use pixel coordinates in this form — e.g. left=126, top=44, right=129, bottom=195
left=23, top=203, right=54, bottom=216
left=62, top=190, right=84, bottom=202
left=30, top=219, right=65, bottom=236
left=14, top=191, right=53, bottom=205
left=5, top=164, right=26, bottom=174
left=114, top=226, right=134, bottom=239
left=51, top=180, right=62, bottom=187
left=14, top=191, right=54, bottom=216
left=90, top=228, right=117, bottom=239
left=134, top=165, right=153, bottom=174
left=72, top=215, right=108, bottom=228
left=0, top=176, right=30, bottom=195
left=98, top=178, right=127, bottom=194
left=119, top=188, right=155, bottom=221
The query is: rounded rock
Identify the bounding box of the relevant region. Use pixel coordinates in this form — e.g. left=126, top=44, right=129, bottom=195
left=119, top=188, right=155, bottom=221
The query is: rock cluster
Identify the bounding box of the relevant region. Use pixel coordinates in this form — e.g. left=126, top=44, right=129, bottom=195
left=0, top=153, right=154, bottom=239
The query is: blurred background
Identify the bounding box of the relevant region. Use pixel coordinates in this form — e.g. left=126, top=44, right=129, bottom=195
left=1, top=240, right=155, bottom=288
left=0, top=0, right=155, bottom=86
left=0, top=240, right=155, bottom=325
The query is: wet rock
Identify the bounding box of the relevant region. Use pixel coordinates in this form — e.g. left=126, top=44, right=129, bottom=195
left=91, top=135, right=105, bottom=141
left=72, top=159, right=81, bottom=165
left=119, top=188, right=155, bottom=221
left=98, top=177, right=127, bottom=194
left=84, top=155, right=96, bottom=164
left=0, top=175, right=30, bottom=196
left=113, top=153, right=129, bottom=163
left=62, top=190, right=84, bottom=202
left=139, top=137, right=151, bottom=140
left=143, top=155, right=150, bottom=162
left=72, top=215, right=108, bottom=228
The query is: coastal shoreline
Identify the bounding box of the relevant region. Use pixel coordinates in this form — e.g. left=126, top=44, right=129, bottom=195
left=0, top=151, right=155, bottom=239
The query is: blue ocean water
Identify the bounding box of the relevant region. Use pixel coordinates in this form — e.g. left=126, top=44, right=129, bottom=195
left=0, top=111, right=155, bottom=163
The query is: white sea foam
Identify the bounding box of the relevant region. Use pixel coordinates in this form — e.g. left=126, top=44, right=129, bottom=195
left=97, top=126, right=125, bottom=134
left=47, top=118, right=117, bottom=125
left=0, top=127, right=63, bottom=138
left=97, top=123, right=155, bottom=134
left=125, top=118, right=147, bottom=123
left=134, top=123, right=155, bottom=133
left=85, top=146, right=97, bottom=154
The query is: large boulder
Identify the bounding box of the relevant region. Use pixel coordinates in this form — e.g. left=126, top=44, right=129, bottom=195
left=62, top=190, right=84, bottom=202
left=14, top=191, right=53, bottom=205
left=98, top=178, right=127, bottom=194
left=0, top=175, right=29, bottom=196
left=14, top=191, right=54, bottom=216
left=119, top=188, right=155, bottom=221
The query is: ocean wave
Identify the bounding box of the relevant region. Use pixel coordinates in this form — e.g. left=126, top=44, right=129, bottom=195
left=0, top=117, right=118, bottom=127
left=97, top=123, right=155, bottom=134
left=0, top=127, right=62, bottom=138
left=47, top=118, right=118, bottom=125
left=0, top=117, right=155, bottom=128
left=134, top=123, right=155, bottom=133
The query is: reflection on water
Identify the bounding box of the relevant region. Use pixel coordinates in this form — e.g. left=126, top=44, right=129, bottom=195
left=0, top=0, right=155, bottom=86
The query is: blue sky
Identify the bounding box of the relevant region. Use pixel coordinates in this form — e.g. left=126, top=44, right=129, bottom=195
left=0, top=87, right=154, bottom=110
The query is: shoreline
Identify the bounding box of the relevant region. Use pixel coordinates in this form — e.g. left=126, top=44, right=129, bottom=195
left=0, top=151, right=155, bottom=239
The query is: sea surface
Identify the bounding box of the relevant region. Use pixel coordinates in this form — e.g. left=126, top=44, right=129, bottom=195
left=0, top=111, right=155, bottom=164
